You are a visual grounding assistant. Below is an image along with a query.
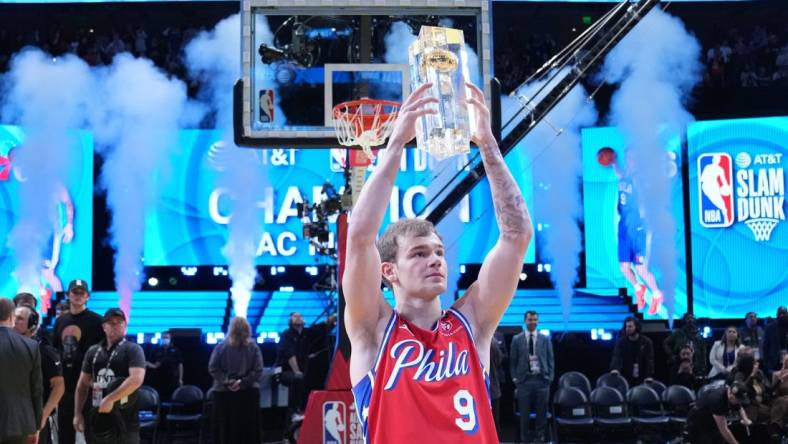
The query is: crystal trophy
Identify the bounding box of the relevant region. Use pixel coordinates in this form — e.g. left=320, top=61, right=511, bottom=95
left=408, top=26, right=474, bottom=160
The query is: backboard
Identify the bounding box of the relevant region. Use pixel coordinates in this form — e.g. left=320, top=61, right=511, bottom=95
left=236, top=0, right=493, bottom=148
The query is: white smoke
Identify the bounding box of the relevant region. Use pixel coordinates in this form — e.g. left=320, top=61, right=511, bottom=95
left=1, top=49, right=93, bottom=309
left=89, top=53, right=198, bottom=317
left=505, top=70, right=597, bottom=325
left=185, top=14, right=268, bottom=318
left=602, top=8, right=702, bottom=322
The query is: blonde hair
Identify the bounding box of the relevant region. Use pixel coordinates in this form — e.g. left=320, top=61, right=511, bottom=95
left=227, top=316, right=251, bottom=347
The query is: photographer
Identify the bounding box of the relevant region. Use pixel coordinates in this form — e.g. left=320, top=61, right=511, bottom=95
left=208, top=317, right=262, bottom=444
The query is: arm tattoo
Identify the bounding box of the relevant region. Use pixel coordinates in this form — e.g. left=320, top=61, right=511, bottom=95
left=480, top=141, right=531, bottom=241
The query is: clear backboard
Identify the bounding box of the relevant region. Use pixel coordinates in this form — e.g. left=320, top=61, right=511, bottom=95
left=236, top=0, right=493, bottom=148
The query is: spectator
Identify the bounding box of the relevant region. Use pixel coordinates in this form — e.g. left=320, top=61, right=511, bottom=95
left=74, top=308, right=146, bottom=444
left=664, top=313, right=708, bottom=376
left=769, top=353, right=788, bottom=444
left=145, top=331, right=183, bottom=400
left=709, top=326, right=743, bottom=381
left=763, top=306, right=788, bottom=376
left=14, top=304, right=64, bottom=444
left=739, top=312, right=765, bottom=360
left=687, top=381, right=753, bottom=444
left=208, top=316, right=262, bottom=444
left=672, top=345, right=700, bottom=390
left=730, top=348, right=771, bottom=427
left=610, top=316, right=655, bottom=386
left=0, top=297, right=43, bottom=444
left=52, top=279, right=104, bottom=444
left=276, top=311, right=336, bottom=421
left=510, top=311, right=553, bottom=444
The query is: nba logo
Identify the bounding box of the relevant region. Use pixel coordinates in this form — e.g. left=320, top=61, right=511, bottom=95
left=259, top=89, right=275, bottom=123
left=698, top=153, right=734, bottom=227
left=323, top=401, right=346, bottom=444
left=330, top=149, right=347, bottom=172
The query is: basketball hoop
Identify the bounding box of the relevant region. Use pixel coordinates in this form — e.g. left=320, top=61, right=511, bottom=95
left=332, top=98, right=400, bottom=161
left=745, top=218, right=779, bottom=241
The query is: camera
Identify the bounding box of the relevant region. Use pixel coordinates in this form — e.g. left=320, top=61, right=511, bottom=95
left=298, top=182, right=344, bottom=257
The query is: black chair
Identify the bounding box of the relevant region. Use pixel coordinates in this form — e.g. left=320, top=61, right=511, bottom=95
left=166, top=385, right=204, bottom=443
left=559, top=371, right=592, bottom=398
left=553, top=386, right=594, bottom=443
left=627, top=384, right=669, bottom=440
left=137, top=385, right=160, bottom=444
left=590, top=386, right=631, bottom=440
left=596, top=372, right=630, bottom=399
left=645, top=379, right=667, bottom=399
left=662, top=384, right=696, bottom=438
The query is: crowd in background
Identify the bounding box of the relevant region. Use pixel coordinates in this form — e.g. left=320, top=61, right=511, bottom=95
left=2, top=280, right=788, bottom=443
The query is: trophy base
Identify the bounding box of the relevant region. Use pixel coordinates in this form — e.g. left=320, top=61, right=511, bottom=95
left=419, top=128, right=470, bottom=161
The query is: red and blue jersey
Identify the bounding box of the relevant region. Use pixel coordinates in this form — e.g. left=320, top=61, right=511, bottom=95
left=352, top=308, right=497, bottom=443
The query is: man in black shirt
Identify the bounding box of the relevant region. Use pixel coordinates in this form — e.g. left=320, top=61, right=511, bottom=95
left=277, top=312, right=336, bottom=420
left=14, top=304, right=64, bottom=444
left=688, top=381, right=752, bottom=444
left=74, top=308, right=146, bottom=444
left=610, top=316, right=655, bottom=386
left=145, top=331, right=183, bottom=400
left=52, top=279, right=105, bottom=444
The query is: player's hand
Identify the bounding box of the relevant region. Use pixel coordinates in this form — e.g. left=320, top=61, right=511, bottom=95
left=465, top=82, right=496, bottom=148
left=63, top=223, right=74, bottom=243
left=73, top=413, right=85, bottom=433
left=741, top=417, right=752, bottom=427
left=98, top=396, right=114, bottom=413
left=387, top=83, right=438, bottom=148
left=229, top=380, right=242, bottom=392
left=25, top=432, right=38, bottom=444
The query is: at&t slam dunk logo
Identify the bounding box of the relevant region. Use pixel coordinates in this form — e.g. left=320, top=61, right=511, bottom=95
left=698, top=152, right=785, bottom=241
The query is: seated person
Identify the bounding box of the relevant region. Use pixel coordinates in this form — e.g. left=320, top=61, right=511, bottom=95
left=671, top=345, right=701, bottom=390
left=769, top=353, right=788, bottom=444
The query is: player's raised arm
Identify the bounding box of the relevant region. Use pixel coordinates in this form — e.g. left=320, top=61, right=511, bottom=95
left=459, top=82, right=533, bottom=339
left=342, top=84, right=438, bottom=334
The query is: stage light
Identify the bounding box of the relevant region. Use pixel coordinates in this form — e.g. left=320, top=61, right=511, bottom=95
left=277, top=266, right=285, bottom=273
left=591, top=328, right=598, bottom=341
left=306, top=266, right=318, bottom=276
left=279, top=286, right=294, bottom=292
left=180, top=266, right=198, bottom=277
left=540, top=329, right=550, bottom=337
left=136, top=333, right=144, bottom=344
left=537, top=263, right=543, bottom=272
left=460, top=265, right=466, bottom=274
left=702, top=326, right=712, bottom=339
left=537, top=223, right=543, bottom=232
left=147, top=277, right=159, bottom=287
left=152, top=332, right=161, bottom=345
left=519, top=273, right=528, bottom=281
left=544, top=264, right=552, bottom=272
left=270, top=266, right=277, bottom=276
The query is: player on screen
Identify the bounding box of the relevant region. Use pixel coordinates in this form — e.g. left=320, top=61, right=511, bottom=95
left=344, top=82, right=533, bottom=442
left=600, top=147, right=663, bottom=315
left=3, top=146, right=74, bottom=311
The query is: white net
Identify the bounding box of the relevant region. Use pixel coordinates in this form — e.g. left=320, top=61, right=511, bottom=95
left=333, top=100, right=399, bottom=160
left=744, top=218, right=779, bottom=242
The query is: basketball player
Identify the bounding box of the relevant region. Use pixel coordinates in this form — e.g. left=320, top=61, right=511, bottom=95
left=344, top=82, right=533, bottom=442
left=613, top=149, right=663, bottom=315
